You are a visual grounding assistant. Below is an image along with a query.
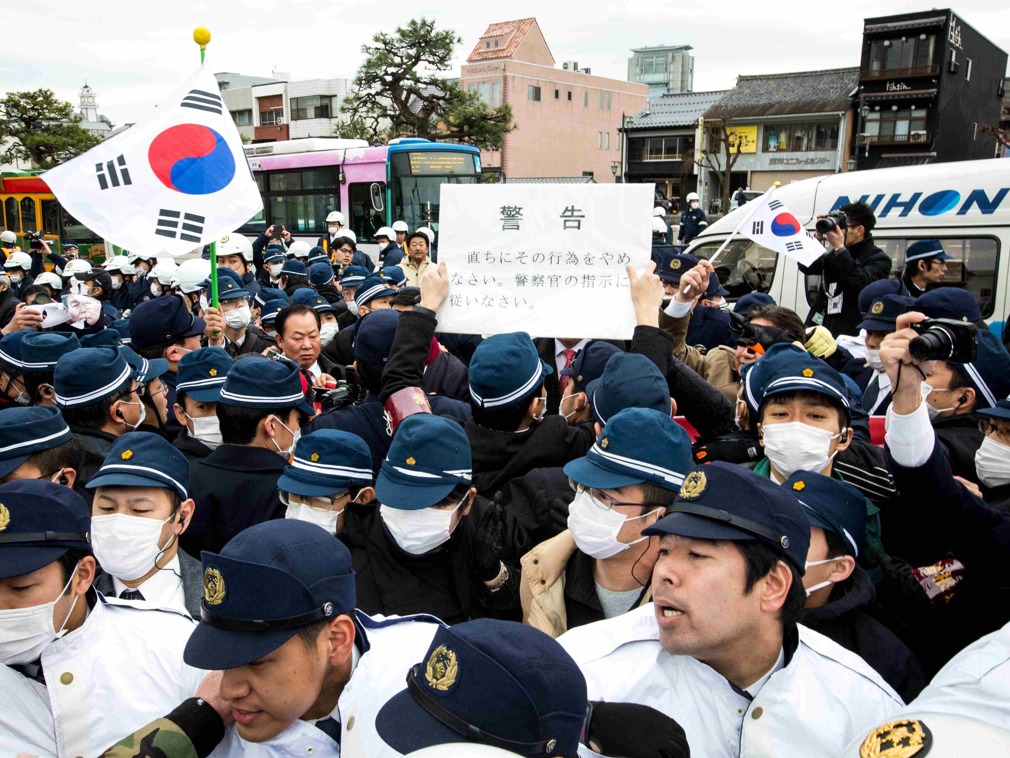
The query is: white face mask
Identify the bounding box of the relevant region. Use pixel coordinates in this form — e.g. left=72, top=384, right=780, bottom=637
left=865, top=348, right=884, bottom=373
left=92, top=513, right=176, bottom=581
left=268, top=263, right=283, bottom=277
left=8, top=273, right=22, bottom=284
left=224, top=304, right=252, bottom=330
left=118, top=399, right=147, bottom=430
left=558, top=393, right=581, bottom=422
left=270, top=415, right=300, bottom=458
left=319, top=322, right=339, bottom=346
left=975, top=435, right=1010, bottom=490
left=761, top=421, right=843, bottom=479
left=923, top=382, right=958, bottom=423
left=134, top=264, right=147, bottom=277
left=328, top=225, right=340, bottom=235
left=185, top=413, right=223, bottom=449
left=0, top=564, right=80, bottom=665
left=110, top=276, right=123, bottom=290
left=804, top=557, right=837, bottom=596
left=379, top=498, right=464, bottom=555
left=567, top=488, right=658, bottom=559
left=150, top=282, right=162, bottom=296
left=285, top=501, right=343, bottom=533
left=199, top=293, right=209, bottom=312
left=689, top=201, right=699, bottom=209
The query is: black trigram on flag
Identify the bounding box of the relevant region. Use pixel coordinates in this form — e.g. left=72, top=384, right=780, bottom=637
left=751, top=220, right=764, bottom=235
left=181, top=89, right=223, bottom=115
left=156, top=209, right=205, bottom=243
left=785, top=240, right=805, bottom=252
left=95, top=155, right=132, bottom=190
left=768, top=200, right=784, bottom=211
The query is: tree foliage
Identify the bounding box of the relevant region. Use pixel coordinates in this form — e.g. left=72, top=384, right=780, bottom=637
left=0, top=89, right=104, bottom=169
left=691, top=120, right=743, bottom=213
left=341, top=18, right=515, bottom=150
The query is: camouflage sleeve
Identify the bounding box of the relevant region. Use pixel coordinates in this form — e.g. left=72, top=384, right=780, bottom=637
left=99, top=697, right=225, bottom=758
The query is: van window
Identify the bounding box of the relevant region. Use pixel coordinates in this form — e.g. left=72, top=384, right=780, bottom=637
left=689, top=238, right=777, bottom=298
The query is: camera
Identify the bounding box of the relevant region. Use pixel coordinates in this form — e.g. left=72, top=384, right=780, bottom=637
left=909, top=319, right=978, bottom=363
left=814, top=211, right=847, bottom=235
left=310, top=382, right=356, bottom=412
left=729, top=311, right=793, bottom=355
left=25, top=231, right=46, bottom=250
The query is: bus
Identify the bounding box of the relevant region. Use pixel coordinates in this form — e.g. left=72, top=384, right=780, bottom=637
left=0, top=171, right=107, bottom=261
left=240, top=137, right=483, bottom=251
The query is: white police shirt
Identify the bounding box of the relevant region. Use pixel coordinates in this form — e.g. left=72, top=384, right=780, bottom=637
left=0, top=592, right=204, bottom=758
left=558, top=603, right=904, bottom=758
left=210, top=611, right=442, bottom=757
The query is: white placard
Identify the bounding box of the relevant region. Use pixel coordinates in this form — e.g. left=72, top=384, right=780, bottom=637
left=435, top=184, right=653, bottom=339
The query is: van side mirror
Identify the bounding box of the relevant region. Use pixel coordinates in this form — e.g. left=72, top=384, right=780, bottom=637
left=370, top=183, right=385, bottom=213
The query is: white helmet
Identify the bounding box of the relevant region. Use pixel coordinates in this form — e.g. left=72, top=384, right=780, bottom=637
left=326, top=211, right=345, bottom=225
left=686, top=192, right=700, bottom=202
left=104, top=255, right=134, bottom=276
left=339, top=229, right=357, bottom=245
left=375, top=226, right=395, bottom=241
left=35, top=272, right=63, bottom=290
left=652, top=218, right=668, bottom=235
left=152, top=259, right=178, bottom=285
left=288, top=239, right=312, bottom=258
left=391, top=220, right=409, bottom=233
left=63, top=259, right=93, bottom=277
left=173, top=258, right=211, bottom=294
left=126, top=250, right=156, bottom=264
left=216, top=233, right=254, bottom=262
left=415, top=226, right=435, bottom=245
left=0, top=230, right=16, bottom=244
left=3, top=252, right=32, bottom=271
left=653, top=207, right=666, bottom=217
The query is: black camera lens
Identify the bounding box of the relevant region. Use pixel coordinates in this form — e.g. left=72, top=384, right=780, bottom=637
left=815, top=217, right=837, bottom=234
left=909, top=327, right=955, bottom=361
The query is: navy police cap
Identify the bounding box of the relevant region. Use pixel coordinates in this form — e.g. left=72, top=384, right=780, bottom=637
left=742, top=343, right=850, bottom=420
left=86, top=431, right=189, bottom=500
left=644, top=461, right=811, bottom=574
left=278, top=429, right=373, bottom=498
left=176, top=346, right=232, bottom=402
left=783, top=471, right=866, bottom=558
left=0, top=480, right=91, bottom=580
left=951, top=330, right=1010, bottom=410
left=55, top=347, right=133, bottom=408
left=291, top=287, right=336, bottom=314
left=218, top=355, right=313, bottom=416
left=340, top=265, right=370, bottom=288
left=733, top=292, right=776, bottom=316
left=183, top=520, right=357, bottom=670
left=20, top=332, right=80, bottom=372
left=915, top=287, right=983, bottom=323
left=354, top=274, right=397, bottom=309
left=979, top=396, right=1010, bottom=422
left=587, top=352, right=670, bottom=424
left=0, top=406, right=73, bottom=479
left=469, top=333, right=552, bottom=410
left=199, top=268, right=248, bottom=302
left=280, top=260, right=307, bottom=278
left=905, top=239, right=952, bottom=263
left=260, top=299, right=287, bottom=326
left=79, top=330, right=123, bottom=349
left=858, top=279, right=908, bottom=315
left=380, top=266, right=407, bottom=286
left=254, top=287, right=287, bottom=308
left=0, top=329, right=29, bottom=370
left=119, top=345, right=170, bottom=385
left=656, top=252, right=699, bottom=284
left=375, top=619, right=587, bottom=757
left=129, top=295, right=206, bottom=350
left=109, top=318, right=132, bottom=345
left=308, top=262, right=334, bottom=287
left=376, top=414, right=472, bottom=510
left=857, top=294, right=917, bottom=332
left=354, top=309, right=400, bottom=365
left=560, top=340, right=622, bottom=390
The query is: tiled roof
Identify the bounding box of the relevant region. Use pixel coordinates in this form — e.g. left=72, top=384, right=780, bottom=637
left=624, top=91, right=729, bottom=131
left=467, top=18, right=537, bottom=62
left=705, top=67, right=858, bottom=119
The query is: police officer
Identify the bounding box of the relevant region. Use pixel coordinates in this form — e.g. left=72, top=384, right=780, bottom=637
left=206, top=268, right=273, bottom=357
left=901, top=238, right=951, bottom=297
left=259, top=244, right=287, bottom=287
left=320, top=274, right=398, bottom=372
left=318, top=210, right=347, bottom=253
left=677, top=192, right=707, bottom=245
left=20, top=330, right=80, bottom=407
left=215, top=233, right=262, bottom=302
left=0, top=479, right=204, bottom=757
left=558, top=462, right=904, bottom=757
left=310, top=261, right=343, bottom=305
left=0, top=405, right=81, bottom=487
left=855, top=293, right=916, bottom=415
left=171, top=346, right=232, bottom=463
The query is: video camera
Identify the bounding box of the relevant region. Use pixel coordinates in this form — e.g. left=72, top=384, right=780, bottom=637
left=814, top=211, right=847, bottom=235
left=25, top=231, right=46, bottom=250
left=310, top=381, right=357, bottom=412
left=910, top=319, right=978, bottom=363
left=729, top=311, right=794, bottom=356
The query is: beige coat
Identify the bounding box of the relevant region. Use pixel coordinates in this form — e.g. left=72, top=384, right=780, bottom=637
left=659, top=309, right=740, bottom=402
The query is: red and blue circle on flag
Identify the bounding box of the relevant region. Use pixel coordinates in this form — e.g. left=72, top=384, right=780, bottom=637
left=148, top=124, right=235, bottom=195
left=770, top=213, right=803, bottom=237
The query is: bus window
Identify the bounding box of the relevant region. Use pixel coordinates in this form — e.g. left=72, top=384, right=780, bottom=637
left=348, top=183, right=385, bottom=243
left=41, top=199, right=61, bottom=237
left=239, top=208, right=267, bottom=237
left=388, top=151, right=481, bottom=232
left=20, top=198, right=37, bottom=233
left=5, top=198, right=20, bottom=233
left=690, top=238, right=777, bottom=298
left=269, top=193, right=337, bottom=235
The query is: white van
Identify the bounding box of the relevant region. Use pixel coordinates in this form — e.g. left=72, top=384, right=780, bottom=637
left=684, top=159, right=1010, bottom=336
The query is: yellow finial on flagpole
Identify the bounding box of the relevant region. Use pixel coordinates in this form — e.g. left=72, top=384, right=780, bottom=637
left=193, top=27, right=211, bottom=63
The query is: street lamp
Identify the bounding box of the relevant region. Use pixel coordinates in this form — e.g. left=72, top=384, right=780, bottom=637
left=611, top=161, right=620, bottom=181
left=860, top=104, right=870, bottom=158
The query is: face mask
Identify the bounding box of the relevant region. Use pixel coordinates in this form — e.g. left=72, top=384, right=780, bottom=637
left=110, top=277, right=123, bottom=290
left=0, top=564, right=80, bottom=665
left=118, top=399, right=147, bottom=430
left=530, top=397, right=547, bottom=423
left=270, top=415, right=300, bottom=458
left=975, top=435, right=1010, bottom=490
left=804, top=557, right=838, bottom=596
left=134, top=264, right=147, bottom=277
left=689, top=201, right=699, bottom=209
left=567, top=488, right=658, bottom=559
left=734, top=399, right=745, bottom=430
left=761, top=422, right=843, bottom=479
left=150, top=282, right=162, bottom=296
left=328, top=225, right=340, bottom=235
left=923, top=382, right=957, bottom=423
left=559, top=394, right=581, bottom=421
left=185, top=413, right=223, bottom=449
left=319, top=321, right=339, bottom=346
left=268, top=263, right=283, bottom=277
left=92, top=513, right=176, bottom=581
left=379, top=497, right=464, bottom=555
left=8, top=273, right=22, bottom=284
left=865, top=348, right=884, bottom=373
left=199, top=293, right=209, bottom=312
left=224, top=304, right=252, bottom=329
left=285, top=501, right=343, bottom=533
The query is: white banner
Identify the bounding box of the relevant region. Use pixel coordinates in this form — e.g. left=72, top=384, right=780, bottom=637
left=435, top=184, right=653, bottom=339
left=43, top=65, right=262, bottom=257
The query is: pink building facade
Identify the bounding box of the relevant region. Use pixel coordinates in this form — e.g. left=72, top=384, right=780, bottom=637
left=461, top=19, right=648, bottom=182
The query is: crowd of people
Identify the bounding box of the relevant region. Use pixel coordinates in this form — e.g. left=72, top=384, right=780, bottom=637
left=0, top=200, right=1008, bottom=757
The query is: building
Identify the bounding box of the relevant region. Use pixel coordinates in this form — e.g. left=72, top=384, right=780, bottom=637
left=699, top=68, right=858, bottom=199
left=216, top=72, right=352, bottom=143
left=460, top=18, right=648, bottom=182
left=621, top=90, right=727, bottom=204
left=627, top=46, right=694, bottom=97
left=853, top=10, right=1008, bottom=169
left=77, top=83, right=112, bottom=138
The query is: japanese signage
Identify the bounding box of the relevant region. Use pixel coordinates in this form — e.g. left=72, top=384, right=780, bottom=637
left=436, top=184, right=653, bottom=339
left=726, top=125, right=758, bottom=154
left=407, top=152, right=476, bottom=176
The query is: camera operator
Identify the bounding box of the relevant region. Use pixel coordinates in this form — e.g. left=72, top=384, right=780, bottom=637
left=800, top=201, right=891, bottom=337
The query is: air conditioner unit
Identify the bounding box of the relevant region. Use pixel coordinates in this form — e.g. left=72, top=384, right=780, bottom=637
left=562, top=60, right=579, bottom=71
left=581, top=68, right=591, bottom=75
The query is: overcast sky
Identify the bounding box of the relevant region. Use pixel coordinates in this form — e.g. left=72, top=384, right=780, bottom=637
left=4, top=0, right=1008, bottom=126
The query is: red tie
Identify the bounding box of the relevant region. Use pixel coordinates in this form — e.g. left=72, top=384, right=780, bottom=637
left=559, top=348, right=576, bottom=392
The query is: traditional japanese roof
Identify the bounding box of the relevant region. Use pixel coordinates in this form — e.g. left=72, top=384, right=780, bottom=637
left=624, top=91, right=729, bottom=131
left=704, top=68, right=858, bottom=120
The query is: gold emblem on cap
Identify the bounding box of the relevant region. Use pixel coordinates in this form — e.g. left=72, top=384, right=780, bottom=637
left=310, top=452, right=321, bottom=462
left=406, top=456, right=416, bottom=465
left=209, top=368, right=218, bottom=377
left=600, top=437, right=610, bottom=449
left=121, top=450, right=134, bottom=461
left=802, top=368, right=814, bottom=378
left=424, top=645, right=458, bottom=691
left=0, top=503, right=9, bottom=532
left=859, top=719, right=931, bottom=758
left=792, top=481, right=806, bottom=492
left=870, top=301, right=884, bottom=315
left=671, top=259, right=681, bottom=270
left=203, top=567, right=226, bottom=606
left=680, top=471, right=707, bottom=499
left=220, top=235, right=230, bottom=243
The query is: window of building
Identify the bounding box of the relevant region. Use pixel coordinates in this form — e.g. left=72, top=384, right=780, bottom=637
left=599, top=91, right=604, bottom=109
left=965, top=58, right=972, bottom=81
left=763, top=122, right=839, bottom=152
left=528, top=85, right=541, bottom=102
left=469, top=81, right=501, bottom=107
left=868, top=34, right=936, bottom=74
left=582, top=170, right=595, bottom=179
left=260, top=108, right=283, bottom=126
left=567, top=91, right=572, bottom=101
left=231, top=109, right=253, bottom=126
left=555, top=89, right=560, bottom=99
left=598, top=132, right=602, bottom=150
left=605, top=132, right=610, bottom=150
left=863, top=108, right=928, bottom=144
left=638, top=54, right=669, bottom=75
left=607, top=93, right=612, bottom=111
left=584, top=91, right=588, bottom=107
left=495, top=39, right=499, bottom=48
left=290, top=95, right=336, bottom=121
left=631, top=137, right=685, bottom=161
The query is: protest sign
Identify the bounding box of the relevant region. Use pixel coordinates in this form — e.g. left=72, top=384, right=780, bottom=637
left=435, top=183, right=653, bottom=339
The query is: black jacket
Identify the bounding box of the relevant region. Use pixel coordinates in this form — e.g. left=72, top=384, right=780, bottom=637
left=984, top=482, right=1010, bottom=516
left=799, top=235, right=891, bottom=337
left=933, top=412, right=984, bottom=482
left=181, top=445, right=287, bottom=558
left=424, top=350, right=469, bottom=401
left=69, top=425, right=119, bottom=496
left=225, top=324, right=274, bottom=358
left=801, top=565, right=927, bottom=702
left=0, top=287, right=17, bottom=329
left=172, top=429, right=214, bottom=465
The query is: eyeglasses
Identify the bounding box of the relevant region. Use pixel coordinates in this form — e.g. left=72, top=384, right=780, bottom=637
left=339, top=247, right=354, bottom=254
left=279, top=489, right=351, bottom=511
left=574, top=484, right=663, bottom=512
left=978, top=420, right=1010, bottom=445
left=136, top=382, right=167, bottom=399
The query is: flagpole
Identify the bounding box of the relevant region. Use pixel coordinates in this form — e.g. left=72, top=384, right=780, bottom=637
left=193, top=26, right=219, bottom=312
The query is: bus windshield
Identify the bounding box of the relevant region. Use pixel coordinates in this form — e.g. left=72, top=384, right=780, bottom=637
left=389, top=150, right=481, bottom=231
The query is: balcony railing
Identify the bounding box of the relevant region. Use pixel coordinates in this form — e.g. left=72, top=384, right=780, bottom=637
left=859, top=131, right=932, bottom=146
left=860, top=64, right=939, bottom=80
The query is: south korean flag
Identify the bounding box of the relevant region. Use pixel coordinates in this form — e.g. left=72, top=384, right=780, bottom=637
left=43, top=66, right=262, bottom=256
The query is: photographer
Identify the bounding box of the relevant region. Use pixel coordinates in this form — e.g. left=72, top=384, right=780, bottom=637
left=800, top=201, right=891, bottom=337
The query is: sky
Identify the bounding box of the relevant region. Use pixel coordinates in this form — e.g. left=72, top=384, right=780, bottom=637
left=3, top=0, right=1009, bottom=126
